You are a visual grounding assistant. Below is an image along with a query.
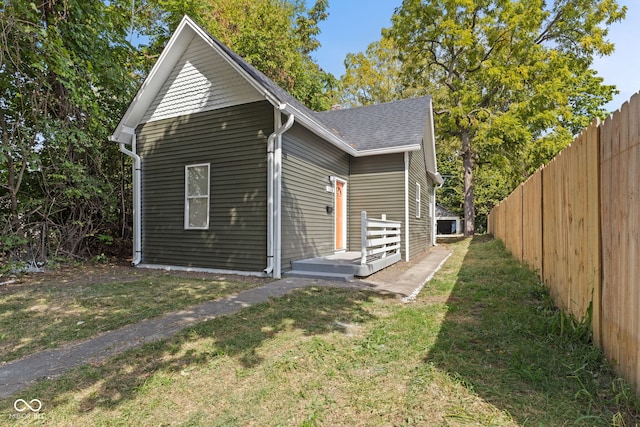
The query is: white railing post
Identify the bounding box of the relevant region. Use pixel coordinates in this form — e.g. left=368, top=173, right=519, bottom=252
left=360, top=211, right=401, bottom=266
left=381, top=214, right=387, bottom=258
left=361, top=211, right=367, bottom=265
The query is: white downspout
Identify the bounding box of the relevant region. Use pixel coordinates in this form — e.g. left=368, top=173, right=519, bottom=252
left=112, top=135, right=142, bottom=265
left=431, top=185, right=437, bottom=246
left=264, top=104, right=294, bottom=277
left=404, top=152, right=410, bottom=262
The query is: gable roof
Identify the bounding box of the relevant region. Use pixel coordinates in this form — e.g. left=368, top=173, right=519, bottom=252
left=315, top=98, right=431, bottom=151
left=111, top=16, right=442, bottom=183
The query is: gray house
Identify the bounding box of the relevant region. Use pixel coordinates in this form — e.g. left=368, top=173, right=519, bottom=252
left=110, top=16, right=443, bottom=279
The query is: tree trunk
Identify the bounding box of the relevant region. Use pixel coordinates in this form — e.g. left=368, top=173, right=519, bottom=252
left=461, top=129, right=475, bottom=236
left=2, top=137, right=21, bottom=234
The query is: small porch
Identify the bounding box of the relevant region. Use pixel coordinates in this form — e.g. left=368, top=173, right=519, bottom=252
left=284, top=212, right=402, bottom=281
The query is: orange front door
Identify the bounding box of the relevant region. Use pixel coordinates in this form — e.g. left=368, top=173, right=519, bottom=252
left=335, top=180, right=346, bottom=250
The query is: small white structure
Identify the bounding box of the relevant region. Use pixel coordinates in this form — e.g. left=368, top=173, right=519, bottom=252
left=436, top=204, right=462, bottom=235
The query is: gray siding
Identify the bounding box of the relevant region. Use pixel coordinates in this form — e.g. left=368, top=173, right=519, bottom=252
left=281, top=123, right=350, bottom=271
left=136, top=101, right=272, bottom=271
left=408, top=149, right=435, bottom=258
left=142, top=36, right=262, bottom=123
left=348, top=154, right=406, bottom=256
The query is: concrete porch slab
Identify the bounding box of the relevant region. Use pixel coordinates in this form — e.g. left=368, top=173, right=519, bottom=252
left=286, top=251, right=402, bottom=279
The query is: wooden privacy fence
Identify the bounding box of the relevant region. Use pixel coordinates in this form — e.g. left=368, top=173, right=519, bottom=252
left=488, top=92, right=640, bottom=394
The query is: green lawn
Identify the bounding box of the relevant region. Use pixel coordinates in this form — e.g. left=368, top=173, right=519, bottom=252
left=1, top=237, right=638, bottom=426
left=0, top=266, right=267, bottom=363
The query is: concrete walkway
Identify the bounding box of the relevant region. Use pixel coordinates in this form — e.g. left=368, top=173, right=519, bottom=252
left=365, top=245, right=452, bottom=302
left=0, top=246, right=451, bottom=400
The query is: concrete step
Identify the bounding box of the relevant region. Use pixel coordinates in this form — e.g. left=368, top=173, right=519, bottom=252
left=283, top=270, right=354, bottom=282
left=290, top=259, right=359, bottom=275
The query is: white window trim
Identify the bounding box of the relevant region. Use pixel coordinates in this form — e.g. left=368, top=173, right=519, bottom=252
left=184, top=163, right=210, bottom=230
left=416, top=182, right=421, bottom=218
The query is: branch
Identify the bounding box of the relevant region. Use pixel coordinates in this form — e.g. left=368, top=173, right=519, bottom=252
left=466, top=28, right=509, bottom=74
left=535, top=8, right=564, bottom=45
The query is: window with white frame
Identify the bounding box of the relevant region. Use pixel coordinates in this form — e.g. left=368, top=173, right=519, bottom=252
left=416, top=182, right=421, bottom=218
left=185, top=163, right=210, bottom=229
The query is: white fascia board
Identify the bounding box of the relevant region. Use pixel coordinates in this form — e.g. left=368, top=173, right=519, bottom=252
left=111, top=18, right=197, bottom=144
left=117, top=126, right=136, bottom=139
left=355, top=144, right=422, bottom=157
left=421, top=98, right=444, bottom=186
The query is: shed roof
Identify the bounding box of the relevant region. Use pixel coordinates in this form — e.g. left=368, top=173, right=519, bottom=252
left=436, top=204, right=460, bottom=218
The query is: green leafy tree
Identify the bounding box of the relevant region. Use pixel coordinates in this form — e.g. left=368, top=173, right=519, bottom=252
left=389, top=0, right=625, bottom=235
left=340, top=37, right=426, bottom=107
left=1, top=0, right=139, bottom=262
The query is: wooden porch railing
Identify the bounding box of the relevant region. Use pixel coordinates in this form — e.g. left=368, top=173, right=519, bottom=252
left=360, top=211, right=401, bottom=265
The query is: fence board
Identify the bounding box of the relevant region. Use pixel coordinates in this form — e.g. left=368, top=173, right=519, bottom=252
left=600, top=94, right=640, bottom=392
left=503, top=185, right=523, bottom=262
left=585, top=120, right=602, bottom=348
left=488, top=92, right=639, bottom=394
left=542, top=153, right=559, bottom=303
left=601, top=108, right=623, bottom=379
left=522, top=171, right=543, bottom=273
left=629, top=96, right=640, bottom=389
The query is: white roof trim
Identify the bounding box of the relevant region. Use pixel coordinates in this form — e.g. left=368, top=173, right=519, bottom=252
left=110, top=16, right=339, bottom=148
left=355, top=144, right=422, bottom=157
left=422, top=98, right=444, bottom=185
left=111, top=18, right=198, bottom=144
left=110, top=16, right=439, bottom=168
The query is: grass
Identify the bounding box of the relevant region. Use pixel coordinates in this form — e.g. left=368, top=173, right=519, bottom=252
left=1, top=237, right=639, bottom=426
left=0, top=266, right=266, bottom=362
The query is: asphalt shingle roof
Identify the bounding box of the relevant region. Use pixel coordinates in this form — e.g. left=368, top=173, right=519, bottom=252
left=209, top=31, right=431, bottom=153
left=314, top=98, right=431, bottom=151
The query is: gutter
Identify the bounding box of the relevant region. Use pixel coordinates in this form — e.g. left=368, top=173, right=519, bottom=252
left=110, top=135, right=142, bottom=265
left=264, top=104, right=294, bottom=277
left=430, top=171, right=445, bottom=187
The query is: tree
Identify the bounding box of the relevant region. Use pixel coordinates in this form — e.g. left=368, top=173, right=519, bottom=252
left=1, top=0, right=140, bottom=263
left=389, top=0, right=625, bottom=235
left=340, top=37, right=425, bottom=107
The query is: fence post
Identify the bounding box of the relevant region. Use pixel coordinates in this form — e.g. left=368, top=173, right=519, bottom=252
left=361, top=211, right=367, bottom=265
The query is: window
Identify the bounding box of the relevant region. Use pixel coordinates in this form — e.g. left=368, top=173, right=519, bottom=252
left=416, top=183, right=421, bottom=218
left=185, top=164, right=210, bottom=229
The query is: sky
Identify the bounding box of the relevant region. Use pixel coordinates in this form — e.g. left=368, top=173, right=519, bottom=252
left=313, top=0, right=640, bottom=113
